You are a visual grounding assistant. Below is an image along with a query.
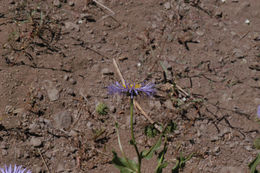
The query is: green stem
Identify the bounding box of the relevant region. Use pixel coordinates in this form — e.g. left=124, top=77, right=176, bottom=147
left=130, top=98, right=141, bottom=173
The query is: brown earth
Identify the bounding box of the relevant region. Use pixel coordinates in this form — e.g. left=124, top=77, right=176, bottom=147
left=0, top=0, right=260, bottom=172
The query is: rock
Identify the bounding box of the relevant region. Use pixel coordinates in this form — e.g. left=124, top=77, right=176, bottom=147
left=86, top=122, right=93, bottom=129
left=161, top=60, right=172, bottom=70
left=220, top=166, right=244, bottom=173
left=215, top=9, right=223, bottom=18
left=164, top=2, right=171, bottom=10
left=68, top=0, right=74, bottom=6
left=244, top=145, right=252, bottom=151
left=2, top=149, right=8, bottom=156
left=57, top=162, right=66, bottom=172
left=53, top=0, right=61, bottom=7
left=67, top=88, right=75, bottom=96
left=63, top=74, right=69, bottom=81
left=69, top=78, right=77, bottom=85
left=44, top=80, right=59, bottom=101
left=29, top=122, right=39, bottom=133
left=212, top=146, right=220, bottom=154
left=5, top=105, right=14, bottom=114
left=164, top=99, right=174, bottom=110
left=34, top=166, right=45, bottom=173
left=101, top=68, right=114, bottom=75
left=30, top=137, right=43, bottom=147
left=64, top=22, right=80, bottom=32
left=110, top=105, right=116, bottom=113
left=233, top=48, right=245, bottom=59
left=68, top=130, right=78, bottom=137
left=53, top=111, right=72, bottom=130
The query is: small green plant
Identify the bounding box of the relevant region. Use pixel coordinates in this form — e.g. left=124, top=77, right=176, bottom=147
left=108, top=81, right=191, bottom=173
left=96, top=102, right=108, bottom=115
left=249, top=106, right=260, bottom=173
left=145, top=125, right=159, bottom=138
left=172, top=152, right=193, bottom=173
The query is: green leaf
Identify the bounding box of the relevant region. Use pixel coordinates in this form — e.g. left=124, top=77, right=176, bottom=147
left=155, top=140, right=168, bottom=173
left=155, top=162, right=168, bottom=173
left=112, top=151, right=138, bottom=173
left=164, top=120, right=177, bottom=134
left=142, top=134, right=162, bottom=160
left=145, top=125, right=159, bottom=138
left=254, top=138, right=260, bottom=150
left=249, top=153, right=260, bottom=173
left=172, top=152, right=193, bottom=173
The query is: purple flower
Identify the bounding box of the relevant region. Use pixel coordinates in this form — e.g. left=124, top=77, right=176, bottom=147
left=0, top=165, right=31, bottom=173
left=258, top=105, right=260, bottom=119
left=108, top=81, right=155, bottom=99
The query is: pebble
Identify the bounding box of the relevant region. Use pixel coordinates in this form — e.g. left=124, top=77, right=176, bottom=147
left=164, top=99, right=174, bottom=110
left=53, top=0, right=61, bottom=7
left=164, top=2, right=171, bottom=10
left=57, top=162, right=66, bottom=172
left=2, top=149, right=8, bottom=156
left=110, top=106, right=116, bottom=113
left=68, top=0, right=74, bottom=6
left=44, top=80, right=59, bottom=101
left=212, top=146, right=220, bottom=154
left=53, top=111, right=72, bottom=130
left=244, top=145, right=252, bottom=151
left=233, top=48, right=245, bottom=59
left=67, top=88, right=76, bottom=96
left=30, top=137, right=43, bottom=147
left=86, top=122, right=93, bottom=129
left=69, top=78, right=77, bottom=85
left=101, top=68, right=114, bottom=75
left=161, top=60, right=172, bottom=70
left=64, top=22, right=80, bottom=32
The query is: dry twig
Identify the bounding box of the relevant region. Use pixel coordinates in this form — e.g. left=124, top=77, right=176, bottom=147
left=38, top=149, right=51, bottom=173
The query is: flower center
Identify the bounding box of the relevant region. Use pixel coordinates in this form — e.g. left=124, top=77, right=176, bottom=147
left=123, top=83, right=141, bottom=89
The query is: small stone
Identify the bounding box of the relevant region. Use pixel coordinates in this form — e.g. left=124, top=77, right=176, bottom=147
left=34, top=166, right=45, bottom=173
left=67, top=88, right=75, bottom=96
left=68, top=0, right=74, bottom=6
left=86, top=122, right=93, bottom=129
left=210, top=136, right=219, bottom=142
left=164, top=2, right=171, bottom=10
left=118, top=56, right=128, bottom=61
left=53, top=111, right=72, bottom=130
left=212, top=146, right=220, bottom=153
left=233, top=48, right=245, bottom=59
left=64, top=74, right=69, bottom=81
left=30, top=137, right=43, bottom=147
left=68, top=130, right=78, bottom=137
left=215, top=10, right=222, bottom=18
left=64, top=22, right=80, bottom=32
left=245, top=19, right=250, bottom=25
left=57, top=162, right=66, bottom=172
left=161, top=60, right=172, bottom=70
left=164, top=99, right=174, bottom=110
left=69, top=78, right=77, bottom=85
left=244, top=145, right=252, bottom=151
left=101, top=68, right=114, bottom=75
left=5, top=105, right=14, bottom=114
left=110, top=106, right=116, bottom=113
left=2, top=149, right=8, bottom=156
left=53, top=0, right=61, bottom=7
left=44, top=80, right=59, bottom=101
